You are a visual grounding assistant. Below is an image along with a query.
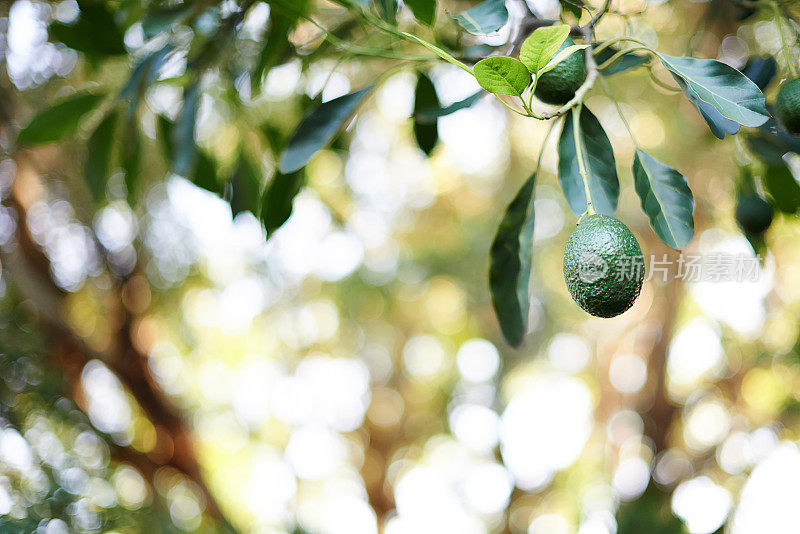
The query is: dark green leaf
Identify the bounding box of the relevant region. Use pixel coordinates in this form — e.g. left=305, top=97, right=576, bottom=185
left=657, top=53, right=770, bottom=131
left=473, top=57, right=531, bottom=97
left=119, top=45, right=173, bottom=101
left=451, top=0, right=508, bottom=34
left=261, top=171, right=305, bottom=236
left=376, top=0, right=398, bottom=24
left=49, top=2, right=126, bottom=56
left=414, top=91, right=483, bottom=122
left=593, top=45, right=649, bottom=76
left=194, top=151, right=221, bottom=195
left=156, top=115, right=174, bottom=163
left=85, top=111, right=117, bottom=203
left=669, top=74, right=740, bottom=139
left=413, top=73, right=440, bottom=155
left=519, top=24, right=570, bottom=74
left=558, top=107, right=619, bottom=216
left=229, top=154, right=263, bottom=217
left=632, top=149, right=694, bottom=249
left=560, top=0, right=585, bottom=19
left=746, top=114, right=800, bottom=164
left=279, top=87, right=372, bottom=173
left=252, top=8, right=298, bottom=95
left=489, top=172, right=536, bottom=348
left=171, top=83, right=201, bottom=176
left=120, top=114, right=141, bottom=200
left=142, top=5, right=193, bottom=39
left=764, top=165, right=800, bottom=214
left=17, top=92, right=104, bottom=146
left=405, top=0, right=436, bottom=25
left=741, top=56, right=777, bottom=91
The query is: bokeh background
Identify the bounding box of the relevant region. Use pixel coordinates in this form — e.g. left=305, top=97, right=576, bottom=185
left=1, top=0, right=800, bottom=533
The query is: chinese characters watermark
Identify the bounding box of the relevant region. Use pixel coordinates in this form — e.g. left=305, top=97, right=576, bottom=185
left=575, top=253, right=762, bottom=283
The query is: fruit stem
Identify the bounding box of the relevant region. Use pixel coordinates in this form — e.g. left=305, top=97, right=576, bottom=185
left=772, top=1, right=798, bottom=78
left=572, top=105, right=596, bottom=215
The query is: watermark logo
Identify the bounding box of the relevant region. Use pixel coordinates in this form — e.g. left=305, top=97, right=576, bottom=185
left=577, top=252, right=608, bottom=283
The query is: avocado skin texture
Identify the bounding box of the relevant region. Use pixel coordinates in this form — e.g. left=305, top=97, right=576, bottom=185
left=563, top=214, right=644, bottom=318
left=534, top=37, right=587, bottom=105
left=776, top=78, right=800, bottom=135
left=736, top=194, right=773, bottom=234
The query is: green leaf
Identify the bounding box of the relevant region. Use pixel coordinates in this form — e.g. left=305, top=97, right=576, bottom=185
left=17, top=92, right=104, bottom=146
left=671, top=74, right=740, bottom=139
left=593, top=45, right=649, bottom=76
left=560, top=0, right=585, bottom=19
left=632, top=149, right=694, bottom=249
left=120, top=114, right=141, bottom=201
left=229, top=154, right=263, bottom=217
left=519, top=24, right=571, bottom=74
left=413, top=73, right=440, bottom=155
left=194, top=151, right=222, bottom=195
left=657, top=53, right=770, bottom=130
left=558, top=107, right=619, bottom=216
left=49, top=1, right=126, bottom=56
left=279, top=87, right=372, bottom=173
left=85, top=111, right=118, bottom=203
left=489, top=172, right=536, bottom=348
left=376, top=0, right=398, bottom=24
left=252, top=9, right=297, bottom=95
left=414, top=90, right=483, bottom=122
left=746, top=114, right=800, bottom=165
left=538, top=44, right=589, bottom=75
left=142, top=5, right=193, bottom=39
left=171, top=83, right=201, bottom=175
left=740, top=56, right=777, bottom=91
left=473, top=57, right=531, bottom=97
left=405, top=0, right=436, bottom=25
left=451, top=0, right=508, bottom=34
left=119, top=45, right=173, bottom=101
left=261, top=171, right=305, bottom=236
left=156, top=115, right=174, bottom=163
left=764, top=165, right=800, bottom=214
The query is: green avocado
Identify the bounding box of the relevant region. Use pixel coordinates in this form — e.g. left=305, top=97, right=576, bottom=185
left=534, top=37, right=587, bottom=105
left=735, top=194, right=773, bottom=234
left=776, top=77, right=800, bottom=135
left=563, top=214, right=645, bottom=318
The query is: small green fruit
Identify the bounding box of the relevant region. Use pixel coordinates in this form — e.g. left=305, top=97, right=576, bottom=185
left=563, top=214, right=645, bottom=318
left=534, top=37, right=587, bottom=105
left=776, top=78, right=800, bottom=135
left=735, top=194, right=773, bottom=235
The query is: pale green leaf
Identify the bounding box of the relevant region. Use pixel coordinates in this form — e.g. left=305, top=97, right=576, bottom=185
left=474, top=56, right=531, bottom=97
left=519, top=24, right=570, bottom=74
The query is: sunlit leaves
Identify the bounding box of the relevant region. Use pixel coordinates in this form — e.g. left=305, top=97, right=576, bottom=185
left=558, top=107, right=619, bottom=216
left=279, top=87, right=372, bottom=173
left=261, top=171, right=305, bottom=236
left=451, top=0, right=508, bottom=34
left=49, top=1, right=126, bottom=56
left=489, top=173, right=537, bottom=348
left=17, top=92, right=104, bottom=146
left=657, top=54, right=770, bottom=138
left=519, top=25, right=570, bottom=74
left=632, top=150, right=694, bottom=249
left=252, top=8, right=298, bottom=95
left=764, top=165, right=800, bottom=215
left=473, top=57, right=531, bottom=97
left=85, top=112, right=117, bottom=203
left=413, top=73, right=440, bottom=155
left=405, top=0, right=436, bottom=25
